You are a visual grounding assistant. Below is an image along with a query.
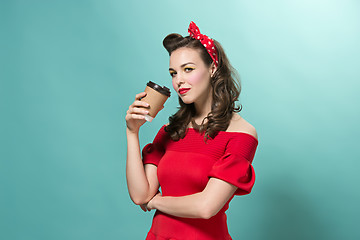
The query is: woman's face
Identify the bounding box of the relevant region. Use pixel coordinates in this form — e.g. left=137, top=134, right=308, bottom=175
left=169, top=47, right=215, bottom=105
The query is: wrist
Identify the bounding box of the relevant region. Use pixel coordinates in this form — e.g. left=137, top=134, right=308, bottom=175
left=126, top=127, right=139, bottom=136
left=153, top=194, right=161, bottom=208
left=149, top=194, right=161, bottom=210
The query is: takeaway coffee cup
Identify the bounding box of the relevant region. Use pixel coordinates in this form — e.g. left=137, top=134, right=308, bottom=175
left=141, top=81, right=171, bottom=122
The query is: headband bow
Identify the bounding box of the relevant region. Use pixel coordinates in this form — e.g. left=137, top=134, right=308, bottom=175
left=188, top=21, right=218, bottom=67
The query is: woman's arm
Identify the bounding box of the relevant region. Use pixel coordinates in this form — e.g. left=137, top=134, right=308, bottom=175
left=146, top=178, right=237, bottom=219
left=126, top=130, right=159, bottom=205
left=125, top=91, right=159, bottom=205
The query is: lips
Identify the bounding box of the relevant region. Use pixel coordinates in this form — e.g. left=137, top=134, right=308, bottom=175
left=179, top=88, right=190, bottom=95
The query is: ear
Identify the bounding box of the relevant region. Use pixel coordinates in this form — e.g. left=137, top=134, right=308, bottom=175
left=209, top=62, right=217, bottom=77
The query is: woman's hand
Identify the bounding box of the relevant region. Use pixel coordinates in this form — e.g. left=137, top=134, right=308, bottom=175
left=125, top=92, right=150, bottom=133
left=140, top=203, right=150, bottom=212
left=140, top=192, right=161, bottom=212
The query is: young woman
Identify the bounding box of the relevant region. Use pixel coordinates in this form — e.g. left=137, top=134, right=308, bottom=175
left=125, top=21, right=258, bottom=240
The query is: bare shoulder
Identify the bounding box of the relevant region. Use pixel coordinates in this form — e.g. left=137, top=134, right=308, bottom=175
left=226, top=113, right=258, bottom=140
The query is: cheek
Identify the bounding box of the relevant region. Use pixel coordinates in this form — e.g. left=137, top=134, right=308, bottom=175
left=188, top=71, right=205, bottom=85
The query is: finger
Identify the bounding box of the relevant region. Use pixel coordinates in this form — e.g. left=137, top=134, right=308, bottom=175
left=125, top=110, right=145, bottom=120
left=132, top=100, right=150, bottom=108
left=130, top=114, right=146, bottom=120
left=140, top=204, right=147, bottom=212
left=129, top=107, right=149, bottom=115
left=135, top=92, right=147, bottom=101
left=125, top=113, right=145, bottom=121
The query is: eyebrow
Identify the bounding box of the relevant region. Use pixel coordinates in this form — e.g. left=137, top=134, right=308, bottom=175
left=169, top=62, right=196, bottom=71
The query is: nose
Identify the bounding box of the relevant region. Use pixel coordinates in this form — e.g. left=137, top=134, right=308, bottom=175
left=174, top=73, right=185, bottom=86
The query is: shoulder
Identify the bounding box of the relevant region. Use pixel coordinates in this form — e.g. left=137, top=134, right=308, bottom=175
left=226, top=113, right=258, bottom=140
left=154, top=124, right=169, bottom=138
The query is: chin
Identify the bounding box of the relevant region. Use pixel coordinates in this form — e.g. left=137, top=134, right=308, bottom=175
left=179, top=96, right=194, bottom=105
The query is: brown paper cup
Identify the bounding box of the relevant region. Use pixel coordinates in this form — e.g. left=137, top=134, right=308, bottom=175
left=141, top=82, right=170, bottom=122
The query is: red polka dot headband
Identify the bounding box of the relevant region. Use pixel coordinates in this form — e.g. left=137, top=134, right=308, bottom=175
left=188, top=21, right=219, bottom=67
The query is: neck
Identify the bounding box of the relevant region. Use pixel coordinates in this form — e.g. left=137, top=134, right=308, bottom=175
left=193, top=97, right=212, bottom=124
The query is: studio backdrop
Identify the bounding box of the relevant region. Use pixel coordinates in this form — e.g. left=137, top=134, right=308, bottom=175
left=1, top=0, right=359, bottom=239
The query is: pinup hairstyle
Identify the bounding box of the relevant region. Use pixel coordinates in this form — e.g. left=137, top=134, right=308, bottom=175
left=163, top=34, right=242, bottom=142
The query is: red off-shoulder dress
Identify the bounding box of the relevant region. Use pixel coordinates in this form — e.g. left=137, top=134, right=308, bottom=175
left=142, top=125, right=258, bottom=240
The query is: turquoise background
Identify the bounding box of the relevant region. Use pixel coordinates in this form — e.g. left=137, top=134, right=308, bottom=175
left=1, top=0, right=359, bottom=239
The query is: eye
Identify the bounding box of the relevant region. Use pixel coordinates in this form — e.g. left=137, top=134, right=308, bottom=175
left=184, top=67, right=195, bottom=72
left=169, top=71, right=176, bottom=77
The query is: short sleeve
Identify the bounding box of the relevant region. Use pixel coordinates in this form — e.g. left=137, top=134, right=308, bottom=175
left=208, top=134, right=258, bottom=195
left=142, top=125, right=168, bottom=166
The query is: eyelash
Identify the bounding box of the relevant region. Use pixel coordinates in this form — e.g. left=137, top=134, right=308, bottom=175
left=169, top=67, right=195, bottom=77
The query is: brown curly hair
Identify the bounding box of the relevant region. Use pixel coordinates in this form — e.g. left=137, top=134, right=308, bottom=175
left=163, top=33, right=242, bottom=142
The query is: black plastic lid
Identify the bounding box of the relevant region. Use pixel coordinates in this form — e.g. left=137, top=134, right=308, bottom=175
left=147, top=81, right=171, bottom=97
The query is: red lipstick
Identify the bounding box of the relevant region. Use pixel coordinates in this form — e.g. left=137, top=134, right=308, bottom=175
left=179, top=88, right=190, bottom=95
